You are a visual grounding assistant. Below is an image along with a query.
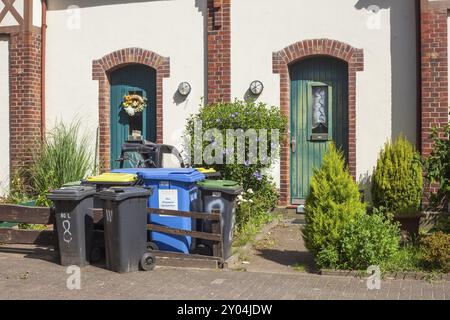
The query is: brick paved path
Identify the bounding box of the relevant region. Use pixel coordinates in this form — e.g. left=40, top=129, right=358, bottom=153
left=0, top=249, right=448, bottom=300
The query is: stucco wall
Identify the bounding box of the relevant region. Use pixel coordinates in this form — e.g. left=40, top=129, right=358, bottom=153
left=232, top=0, right=417, bottom=184
left=0, top=36, right=9, bottom=195
left=45, top=0, right=206, bottom=154
left=0, top=0, right=22, bottom=27
left=33, top=0, right=42, bottom=27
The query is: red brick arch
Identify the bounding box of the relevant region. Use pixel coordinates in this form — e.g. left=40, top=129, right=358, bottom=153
left=92, top=48, right=170, bottom=171
left=273, top=39, right=364, bottom=206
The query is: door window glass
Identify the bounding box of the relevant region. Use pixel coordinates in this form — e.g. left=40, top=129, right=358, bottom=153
left=308, top=83, right=332, bottom=141
left=311, top=86, right=328, bottom=134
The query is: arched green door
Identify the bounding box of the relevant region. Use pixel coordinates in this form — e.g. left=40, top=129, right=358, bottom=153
left=110, top=64, right=157, bottom=169
left=290, top=57, right=349, bottom=202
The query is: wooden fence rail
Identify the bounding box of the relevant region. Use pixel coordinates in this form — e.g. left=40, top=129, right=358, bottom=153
left=0, top=205, right=55, bottom=246
left=0, top=204, right=226, bottom=268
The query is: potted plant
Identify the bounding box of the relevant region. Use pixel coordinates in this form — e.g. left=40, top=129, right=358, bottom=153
left=372, top=136, right=424, bottom=239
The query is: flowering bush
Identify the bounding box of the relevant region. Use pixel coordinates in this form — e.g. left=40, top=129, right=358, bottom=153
left=184, top=100, right=288, bottom=193
left=122, top=94, right=148, bottom=116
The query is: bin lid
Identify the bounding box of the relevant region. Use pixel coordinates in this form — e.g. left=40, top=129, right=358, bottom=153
left=86, top=173, right=138, bottom=184
left=195, top=168, right=217, bottom=174
left=197, top=180, right=243, bottom=195
left=113, top=168, right=206, bottom=183
left=47, top=186, right=96, bottom=201
left=98, top=187, right=152, bottom=202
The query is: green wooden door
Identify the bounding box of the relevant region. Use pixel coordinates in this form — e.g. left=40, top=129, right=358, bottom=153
left=110, top=64, right=157, bottom=169
left=290, top=57, right=349, bottom=202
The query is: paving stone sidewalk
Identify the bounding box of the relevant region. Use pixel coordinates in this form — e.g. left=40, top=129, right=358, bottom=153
left=0, top=247, right=448, bottom=300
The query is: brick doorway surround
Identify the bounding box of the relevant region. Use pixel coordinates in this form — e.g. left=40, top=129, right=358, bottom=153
left=272, top=39, right=364, bottom=206
left=92, top=48, right=170, bottom=172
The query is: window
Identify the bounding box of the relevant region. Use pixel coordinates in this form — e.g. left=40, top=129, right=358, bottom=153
left=308, top=82, right=333, bottom=141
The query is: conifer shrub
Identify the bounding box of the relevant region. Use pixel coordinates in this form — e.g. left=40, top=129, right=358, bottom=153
left=372, top=136, right=423, bottom=215
left=302, top=143, right=366, bottom=255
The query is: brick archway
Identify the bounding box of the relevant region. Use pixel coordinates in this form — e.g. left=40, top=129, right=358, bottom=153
left=92, top=48, right=170, bottom=171
left=273, top=39, right=364, bottom=206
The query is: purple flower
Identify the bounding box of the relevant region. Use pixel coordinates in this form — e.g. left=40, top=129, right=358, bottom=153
left=253, top=171, right=263, bottom=181
left=244, top=160, right=250, bottom=167
left=222, top=148, right=232, bottom=156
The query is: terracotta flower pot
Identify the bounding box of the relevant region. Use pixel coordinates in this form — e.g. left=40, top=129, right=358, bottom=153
left=393, top=212, right=424, bottom=241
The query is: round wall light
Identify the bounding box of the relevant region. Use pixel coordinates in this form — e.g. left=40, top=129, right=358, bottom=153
left=178, top=82, right=192, bottom=96
left=249, top=80, right=264, bottom=96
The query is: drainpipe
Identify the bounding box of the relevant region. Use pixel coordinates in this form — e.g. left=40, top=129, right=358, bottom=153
left=416, top=0, right=422, bottom=152
left=41, top=0, right=47, bottom=140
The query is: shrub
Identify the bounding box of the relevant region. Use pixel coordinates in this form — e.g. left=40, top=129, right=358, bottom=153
left=184, top=100, right=288, bottom=193
left=28, top=120, right=94, bottom=207
left=3, top=172, right=32, bottom=205
left=381, top=244, right=423, bottom=273
left=425, top=124, right=450, bottom=210
left=316, top=213, right=400, bottom=270
left=235, top=178, right=278, bottom=228
left=338, top=213, right=400, bottom=270
left=432, top=214, right=450, bottom=234
left=234, top=185, right=276, bottom=244
left=302, top=143, right=366, bottom=255
left=372, top=136, right=423, bottom=215
left=420, top=232, right=450, bottom=272
left=316, top=246, right=340, bottom=269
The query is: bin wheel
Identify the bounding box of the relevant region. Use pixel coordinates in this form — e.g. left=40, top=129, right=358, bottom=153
left=140, top=252, right=156, bottom=271
left=195, top=244, right=213, bottom=257
left=147, top=241, right=159, bottom=251
left=90, top=246, right=103, bottom=264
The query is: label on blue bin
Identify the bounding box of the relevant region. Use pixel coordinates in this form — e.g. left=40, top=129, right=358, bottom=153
left=159, top=189, right=178, bottom=211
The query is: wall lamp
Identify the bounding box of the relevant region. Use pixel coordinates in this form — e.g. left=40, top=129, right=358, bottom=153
left=178, top=82, right=192, bottom=96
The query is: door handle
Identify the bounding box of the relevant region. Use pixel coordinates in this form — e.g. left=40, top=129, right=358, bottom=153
left=291, top=138, right=296, bottom=153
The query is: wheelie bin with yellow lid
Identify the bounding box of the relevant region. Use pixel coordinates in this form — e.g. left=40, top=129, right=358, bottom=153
left=195, top=168, right=221, bottom=179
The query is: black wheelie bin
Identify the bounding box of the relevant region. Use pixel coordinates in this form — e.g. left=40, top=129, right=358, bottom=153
left=98, top=187, right=155, bottom=273
left=48, top=186, right=97, bottom=267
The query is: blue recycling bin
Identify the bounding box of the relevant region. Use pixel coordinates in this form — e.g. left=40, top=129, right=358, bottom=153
left=113, top=168, right=205, bottom=253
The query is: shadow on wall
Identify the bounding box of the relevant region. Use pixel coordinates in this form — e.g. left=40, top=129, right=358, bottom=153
left=47, top=0, right=173, bottom=10
left=354, top=0, right=418, bottom=145
left=358, top=172, right=373, bottom=205
left=195, top=0, right=208, bottom=102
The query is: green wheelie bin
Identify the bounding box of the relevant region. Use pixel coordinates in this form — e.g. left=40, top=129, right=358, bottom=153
left=196, top=180, right=243, bottom=259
